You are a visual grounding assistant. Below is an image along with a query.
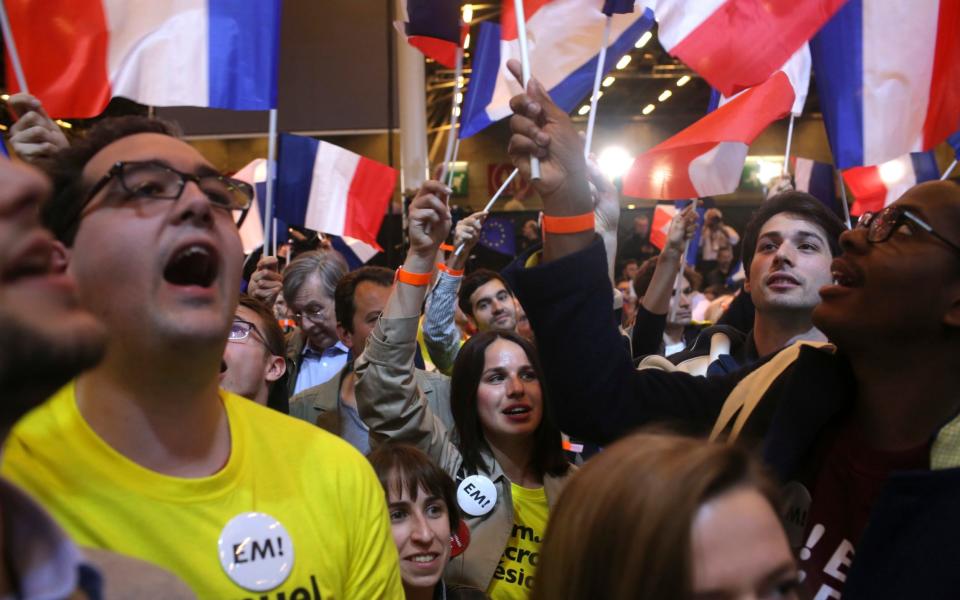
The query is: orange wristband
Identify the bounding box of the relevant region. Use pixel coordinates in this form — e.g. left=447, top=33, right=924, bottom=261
left=395, top=267, right=432, bottom=286
left=436, top=262, right=464, bottom=277
left=542, top=212, right=595, bottom=234
left=439, top=243, right=455, bottom=252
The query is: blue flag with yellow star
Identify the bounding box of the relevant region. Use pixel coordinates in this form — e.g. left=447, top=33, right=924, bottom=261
left=479, top=216, right=516, bottom=256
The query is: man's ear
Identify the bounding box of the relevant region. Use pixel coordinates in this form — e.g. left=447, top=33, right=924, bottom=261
left=336, top=322, right=353, bottom=350
left=743, top=275, right=752, bottom=294
left=264, top=355, right=286, bottom=383
left=52, top=240, right=70, bottom=274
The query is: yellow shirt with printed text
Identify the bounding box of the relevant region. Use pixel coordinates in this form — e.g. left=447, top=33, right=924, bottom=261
left=1, top=383, right=403, bottom=599
left=487, top=483, right=549, bottom=599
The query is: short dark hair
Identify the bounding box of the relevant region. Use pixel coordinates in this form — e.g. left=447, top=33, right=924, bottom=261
left=334, top=266, right=393, bottom=333
left=632, top=257, right=702, bottom=297
left=238, top=294, right=285, bottom=358
left=42, top=116, right=183, bottom=246
left=450, top=330, right=569, bottom=479
left=368, top=443, right=460, bottom=533
left=741, top=191, right=845, bottom=277
left=458, top=269, right=513, bottom=317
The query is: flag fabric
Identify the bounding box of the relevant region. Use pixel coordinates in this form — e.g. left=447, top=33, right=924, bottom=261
left=478, top=216, right=516, bottom=256
left=811, top=0, right=960, bottom=169
left=793, top=157, right=838, bottom=213
left=623, top=71, right=795, bottom=200
left=461, top=1, right=655, bottom=138
left=842, top=152, right=940, bottom=216
left=649, top=204, right=677, bottom=250
left=328, top=235, right=380, bottom=270
left=3, top=0, right=281, bottom=119
left=275, top=133, right=397, bottom=251
left=233, top=158, right=268, bottom=255
left=709, top=45, right=812, bottom=117
left=396, top=0, right=461, bottom=68
left=646, top=0, right=846, bottom=97
left=949, top=131, right=960, bottom=159
left=603, top=0, right=636, bottom=15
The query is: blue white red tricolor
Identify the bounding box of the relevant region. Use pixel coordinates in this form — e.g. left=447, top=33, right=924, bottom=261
left=397, top=0, right=462, bottom=68
left=842, top=152, right=940, bottom=215
left=3, top=0, right=281, bottom=118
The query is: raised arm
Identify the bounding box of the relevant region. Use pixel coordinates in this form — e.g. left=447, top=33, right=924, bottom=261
left=422, top=211, right=484, bottom=372
left=7, top=94, right=69, bottom=164
left=354, top=181, right=462, bottom=466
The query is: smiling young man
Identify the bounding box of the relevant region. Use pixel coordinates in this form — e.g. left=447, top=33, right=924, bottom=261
left=1, top=116, right=402, bottom=598
left=503, top=61, right=960, bottom=596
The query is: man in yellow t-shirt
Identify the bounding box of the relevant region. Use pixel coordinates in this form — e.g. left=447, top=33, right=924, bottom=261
left=1, top=116, right=402, bottom=598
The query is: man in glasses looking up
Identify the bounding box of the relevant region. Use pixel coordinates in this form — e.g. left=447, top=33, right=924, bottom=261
left=504, top=59, right=960, bottom=597
left=2, top=116, right=402, bottom=598
left=221, top=294, right=288, bottom=411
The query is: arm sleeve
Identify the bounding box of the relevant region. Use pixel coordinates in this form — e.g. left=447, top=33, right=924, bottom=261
left=512, top=237, right=746, bottom=446
left=354, top=315, right=461, bottom=468
left=343, top=454, right=405, bottom=598
left=631, top=305, right=667, bottom=359
left=421, top=272, right=463, bottom=373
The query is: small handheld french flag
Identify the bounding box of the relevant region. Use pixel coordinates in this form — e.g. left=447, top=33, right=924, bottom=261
left=275, top=134, right=397, bottom=252
left=397, top=0, right=462, bottom=68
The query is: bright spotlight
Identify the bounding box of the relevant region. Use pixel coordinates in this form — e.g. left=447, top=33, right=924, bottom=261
left=878, top=158, right=907, bottom=185
left=597, top=146, right=634, bottom=180
left=755, top=160, right=783, bottom=186
left=462, top=4, right=473, bottom=23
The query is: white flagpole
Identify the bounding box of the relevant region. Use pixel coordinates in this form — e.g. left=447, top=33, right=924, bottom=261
left=453, top=168, right=518, bottom=257
left=446, top=135, right=461, bottom=188
left=941, top=159, right=957, bottom=180
left=782, top=113, right=796, bottom=176
left=0, top=1, right=28, bottom=93
left=837, top=169, right=852, bottom=230
left=272, top=218, right=278, bottom=257
left=513, top=0, right=541, bottom=180
left=439, top=48, right=464, bottom=183
left=584, top=16, right=612, bottom=159
left=263, top=109, right=279, bottom=256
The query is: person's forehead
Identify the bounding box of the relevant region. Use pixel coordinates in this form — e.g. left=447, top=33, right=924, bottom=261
left=353, top=280, right=390, bottom=307
left=293, top=273, right=331, bottom=304
left=896, top=181, right=960, bottom=238
left=82, top=133, right=214, bottom=185
left=472, top=279, right=507, bottom=301
left=758, top=212, right=827, bottom=240
left=236, top=305, right=263, bottom=329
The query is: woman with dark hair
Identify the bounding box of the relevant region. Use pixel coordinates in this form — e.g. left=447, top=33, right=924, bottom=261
left=532, top=432, right=800, bottom=600
left=355, top=181, right=572, bottom=597
left=368, top=444, right=486, bottom=600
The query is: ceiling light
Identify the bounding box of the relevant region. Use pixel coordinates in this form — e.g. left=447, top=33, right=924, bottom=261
left=635, top=31, right=652, bottom=48
left=642, top=104, right=655, bottom=115
left=616, top=55, right=631, bottom=70
left=463, top=33, right=471, bottom=49
left=462, top=4, right=473, bottom=23
left=578, top=105, right=590, bottom=115
left=602, top=76, right=615, bottom=88
left=598, top=146, right=634, bottom=180
left=676, top=75, right=691, bottom=87
left=658, top=90, right=672, bottom=102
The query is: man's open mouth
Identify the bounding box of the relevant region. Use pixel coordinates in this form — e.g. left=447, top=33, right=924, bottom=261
left=163, top=243, right=219, bottom=288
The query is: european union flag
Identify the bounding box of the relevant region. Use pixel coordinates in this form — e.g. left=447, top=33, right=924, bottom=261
left=479, top=216, right=516, bottom=256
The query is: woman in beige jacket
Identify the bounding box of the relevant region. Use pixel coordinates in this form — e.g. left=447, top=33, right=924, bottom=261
left=355, top=181, right=573, bottom=596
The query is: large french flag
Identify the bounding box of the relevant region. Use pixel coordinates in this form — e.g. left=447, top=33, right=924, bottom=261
left=397, top=0, right=461, bottom=68
left=646, top=0, right=847, bottom=97
left=793, top=157, right=838, bottom=213
left=275, top=134, right=397, bottom=253
left=3, top=0, right=280, bottom=119
left=811, top=0, right=960, bottom=169
left=709, top=46, right=812, bottom=117
left=623, top=71, right=795, bottom=200
left=842, top=152, right=940, bottom=215
left=460, top=0, right=655, bottom=138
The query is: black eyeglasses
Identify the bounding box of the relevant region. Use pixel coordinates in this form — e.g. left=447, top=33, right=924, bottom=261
left=228, top=318, right=268, bottom=347
left=856, top=205, right=960, bottom=255
left=79, top=160, right=253, bottom=220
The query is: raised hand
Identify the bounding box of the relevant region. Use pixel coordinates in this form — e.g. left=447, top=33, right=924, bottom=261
left=665, top=203, right=699, bottom=257
left=8, top=94, right=69, bottom=163
left=247, top=255, right=284, bottom=307
left=506, top=59, right=591, bottom=216
left=407, top=180, right=452, bottom=263
left=453, top=211, right=486, bottom=253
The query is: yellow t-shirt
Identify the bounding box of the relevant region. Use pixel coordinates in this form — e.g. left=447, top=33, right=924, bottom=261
left=2, top=383, right=403, bottom=599
left=487, top=483, right=549, bottom=599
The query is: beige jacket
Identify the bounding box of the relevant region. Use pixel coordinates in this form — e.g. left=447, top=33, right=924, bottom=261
left=289, top=362, right=454, bottom=437
left=355, top=315, right=572, bottom=591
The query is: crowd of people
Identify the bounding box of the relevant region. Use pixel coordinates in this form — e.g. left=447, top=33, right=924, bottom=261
left=1, top=54, right=959, bottom=600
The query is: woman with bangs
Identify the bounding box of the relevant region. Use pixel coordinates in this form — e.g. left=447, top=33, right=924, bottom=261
left=355, top=181, right=573, bottom=597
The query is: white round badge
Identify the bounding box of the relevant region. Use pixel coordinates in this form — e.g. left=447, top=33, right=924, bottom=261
left=218, top=512, right=295, bottom=592
left=457, top=475, right=497, bottom=517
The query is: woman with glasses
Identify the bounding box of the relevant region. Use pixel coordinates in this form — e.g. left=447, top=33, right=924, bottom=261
left=355, top=181, right=573, bottom=598
left=220, top=295, right=288, bottom=412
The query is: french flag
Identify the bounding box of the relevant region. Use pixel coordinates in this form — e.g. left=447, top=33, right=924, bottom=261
left=646, top=0, right=847, bottom=97
left=649, top=204, right=677, bottom=251
left=275, top=133, right=397, bottom=254
left=3, top=0, right=280, bottom=119
left=792, top=157, right=838, bottom=213
left=461, top=0, right=655, bottom=138
left=397, top=0, right=461, bottom=68
left=232, top=158, right=268, bottom=255
left=708, top=46, right=812, bottom=118
left=842, top=152, right=940, bottom=216
left=811, top=0, right=960, bottom=169
left=623, top=71, right=795, bottom=200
